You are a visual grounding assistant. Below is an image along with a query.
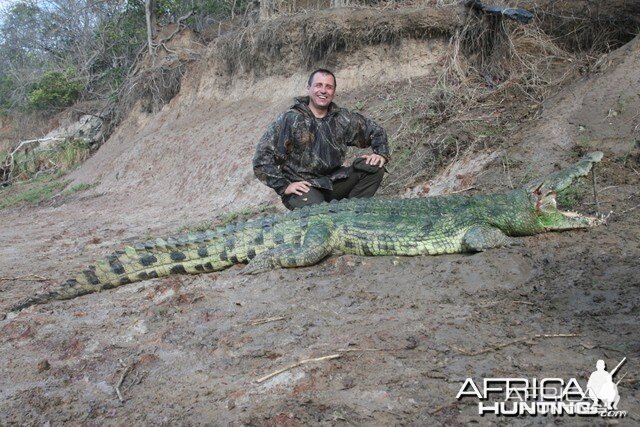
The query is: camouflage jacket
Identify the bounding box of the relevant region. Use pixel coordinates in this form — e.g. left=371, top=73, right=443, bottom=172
left=253, top=96, right=390, bottom=196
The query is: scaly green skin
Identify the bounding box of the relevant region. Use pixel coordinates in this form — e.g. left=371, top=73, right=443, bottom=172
left=11, top=152, right=604, bottom=312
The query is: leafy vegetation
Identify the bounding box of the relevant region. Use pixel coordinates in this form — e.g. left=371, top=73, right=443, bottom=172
left=0, top=174, right=66, bottom=209
left=27, top=70, right=84, bottom=111
left=0, top=0, right=255, bottom=118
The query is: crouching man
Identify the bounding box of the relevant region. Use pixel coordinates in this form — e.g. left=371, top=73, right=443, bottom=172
left=253, top=68, right=390, bottom=210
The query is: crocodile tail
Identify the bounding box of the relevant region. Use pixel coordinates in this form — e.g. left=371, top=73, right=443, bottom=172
left=9, top=277, right=102, bottom=312
left=10, top=231, right=236, bottom=312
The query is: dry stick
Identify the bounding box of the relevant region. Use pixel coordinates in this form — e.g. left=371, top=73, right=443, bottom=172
left=246, top=316, right=287, bottom=326
left=0, top=274, right=48, bottom=282
left=619, top=203, right=640, bottom=215
left=454, top=333, right=578, bottom=356
left=429, top=404, right=451, bottom=416
left=502, top=155, right=514, bottom=189
left=256, top=354, right=341, bottom=384
left=591, top=165, right=599, bottom=213
left=115, top=360, right=133, bottom=403
left=124, top=370, right=146, bottom=392
left=596, top=185, right=621, bottom=193
left=511, top=300, right=535, bottom=306
left=255, top=347, right=407, bottom=383
left=336, top=348, right=386, bottom=353
left=447, top=186, right=476, bottom=195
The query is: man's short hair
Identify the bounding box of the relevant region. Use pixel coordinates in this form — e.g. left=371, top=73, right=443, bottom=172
left=307, top=68, right=336, bottom=88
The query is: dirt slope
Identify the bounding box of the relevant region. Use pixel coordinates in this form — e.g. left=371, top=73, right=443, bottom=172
left=1, top=11, right=639, bottom=427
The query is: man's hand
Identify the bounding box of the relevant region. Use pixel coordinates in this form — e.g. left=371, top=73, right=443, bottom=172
left=361, top=154, right=387, bottom=167
left=284, top=181, right=312, bottom=196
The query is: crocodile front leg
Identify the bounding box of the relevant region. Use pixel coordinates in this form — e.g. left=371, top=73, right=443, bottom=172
left=462, top=225, right=520, bottom=252
left=243, top=224, right=333, bottom=274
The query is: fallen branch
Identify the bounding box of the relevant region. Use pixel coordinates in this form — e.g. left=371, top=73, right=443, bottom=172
left=336, top=347, right=385, bottom=352
left=246, top=316, right=287, bottom=326
left=11, top=137, right=65, bottom=153
left=511, top=300, right=535, bottom=306
left=591, top=166, right=599, bottom=212
left=115, top=359, right=133, bottom=403
left=1, top=137, right=68, bottom=185
left=453, top=333, right=578, bottom=356
left=256, top=354, right=341, bottom=384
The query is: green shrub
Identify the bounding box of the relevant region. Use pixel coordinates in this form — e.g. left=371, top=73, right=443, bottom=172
left=27, top=70, right=83, bottom=111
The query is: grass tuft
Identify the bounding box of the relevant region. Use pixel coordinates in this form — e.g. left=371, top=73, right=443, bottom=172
left=0, top=175, right=67, bottom=209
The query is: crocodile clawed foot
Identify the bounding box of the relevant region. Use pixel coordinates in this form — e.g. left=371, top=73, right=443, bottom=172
left=241, top=256, right=276, bottom=275
left=506, top=237, right=524, bottom=247
left=241, top=265, right=271, bottom=275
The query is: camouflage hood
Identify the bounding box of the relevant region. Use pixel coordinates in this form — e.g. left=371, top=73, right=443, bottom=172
left=291, top=96, right=340, bottom=118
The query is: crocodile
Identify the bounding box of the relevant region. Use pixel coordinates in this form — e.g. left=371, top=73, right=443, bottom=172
left=10, top=152, right=605, bottom=312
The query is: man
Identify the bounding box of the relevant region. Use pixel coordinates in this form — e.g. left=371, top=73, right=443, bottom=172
left=586, top=360, right=618, bottom=409
left=253, top=69, right=390, bottom=210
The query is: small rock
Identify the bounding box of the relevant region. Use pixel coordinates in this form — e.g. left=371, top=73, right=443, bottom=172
left=405, top=336, right=418, bottom=350
left=342, top=377, right=355, bottom=390
left=37, top=359, right=50, bottom=372
left=227, top=399, right=236, bottom=410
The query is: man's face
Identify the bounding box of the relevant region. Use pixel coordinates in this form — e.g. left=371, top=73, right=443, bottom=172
left=307, top=72, right=336, bottom=112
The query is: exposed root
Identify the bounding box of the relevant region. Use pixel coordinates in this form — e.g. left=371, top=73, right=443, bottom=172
left=214, top=8, right=457, bottom=77
left=376, top=5, right=584, bottom=194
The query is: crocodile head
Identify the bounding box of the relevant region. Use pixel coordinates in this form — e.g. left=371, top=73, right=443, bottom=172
left=523, top=152, right=606, bottom=231
left=532, top=186, right=603, bottom=231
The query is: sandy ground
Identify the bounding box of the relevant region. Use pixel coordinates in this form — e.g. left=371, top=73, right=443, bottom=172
left=1, top=16, right=639, bottom=426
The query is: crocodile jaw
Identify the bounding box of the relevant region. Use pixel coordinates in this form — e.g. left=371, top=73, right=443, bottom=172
left=537, top=192, right=605, bottom=231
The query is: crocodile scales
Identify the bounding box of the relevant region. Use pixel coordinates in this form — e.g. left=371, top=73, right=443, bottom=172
left=11, top=152, right=605, bottom=312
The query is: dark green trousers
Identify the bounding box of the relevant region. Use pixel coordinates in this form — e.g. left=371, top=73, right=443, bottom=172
left=283, top=166, right=384, bottom=210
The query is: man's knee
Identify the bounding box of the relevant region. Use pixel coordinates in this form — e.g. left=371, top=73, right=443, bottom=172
left=360, top=167, right=384, bottom=188
left=348, top=167, right=385, bottom=199
left=369, top=166, right=384, bottom=182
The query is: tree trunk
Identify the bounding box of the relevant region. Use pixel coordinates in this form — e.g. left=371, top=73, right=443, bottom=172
left=331, top=0, right=349, bottom=7
left=145, top=0, right=156, bottom=56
